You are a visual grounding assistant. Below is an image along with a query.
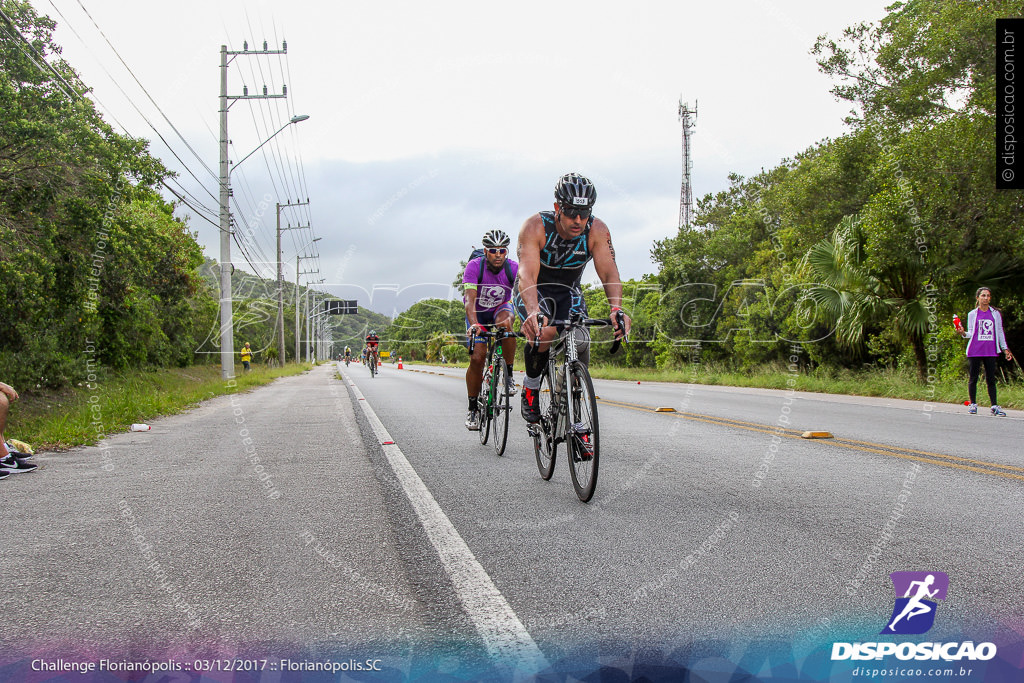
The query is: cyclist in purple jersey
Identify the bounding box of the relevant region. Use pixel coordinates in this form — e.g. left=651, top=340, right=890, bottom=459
left=515, top=173, right=631, bottom=423
left=959, top=286, right=1013, bottom=416
left=463, top=229, right=519, bottom=430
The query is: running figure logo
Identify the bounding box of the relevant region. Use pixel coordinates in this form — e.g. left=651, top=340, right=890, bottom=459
left=881, top=571, right=949, bottom=635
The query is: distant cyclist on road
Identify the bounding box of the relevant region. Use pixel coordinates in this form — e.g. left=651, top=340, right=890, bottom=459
left=365, top=330, right=380, bottom=370
left=514, top=172, right=631, bottom=423
left=343, top=346, right=352, bottom=366
left=463, top=229, right=519, bottom=431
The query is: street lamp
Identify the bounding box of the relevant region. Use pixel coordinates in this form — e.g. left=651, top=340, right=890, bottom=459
left=218, top=111, right=309, bottom=378
left=234, top=115, right=309, bottom=170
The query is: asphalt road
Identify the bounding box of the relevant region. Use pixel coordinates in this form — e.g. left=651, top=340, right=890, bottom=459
left=2, top=361, right=1021, bottom=680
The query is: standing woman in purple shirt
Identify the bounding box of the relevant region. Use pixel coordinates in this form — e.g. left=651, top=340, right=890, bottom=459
left=958, top=287, right=1014, bottom=416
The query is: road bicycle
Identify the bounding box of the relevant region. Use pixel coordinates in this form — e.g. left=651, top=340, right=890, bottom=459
left=366, top=348, right=378, bottom=378
left=528, top=311, right=624, bottom=502
left=475, top=328, right=521, bottom=457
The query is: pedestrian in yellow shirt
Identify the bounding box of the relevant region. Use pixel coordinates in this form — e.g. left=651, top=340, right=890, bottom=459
left=240, top=342, right=253, bottom=371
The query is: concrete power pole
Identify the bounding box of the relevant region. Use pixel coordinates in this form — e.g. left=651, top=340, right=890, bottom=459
left=276, top=201, right=310, bottom=365
left=218, top=40, right=289, bottom=378
left=295, top=249, right=319, bottom=365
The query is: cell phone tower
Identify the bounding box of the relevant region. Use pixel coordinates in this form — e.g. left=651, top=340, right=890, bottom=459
left=678, top=98, right=697, bottom=230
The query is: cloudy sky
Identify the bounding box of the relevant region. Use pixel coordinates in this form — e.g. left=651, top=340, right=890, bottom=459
left=40, top=0, right=891, bottom=315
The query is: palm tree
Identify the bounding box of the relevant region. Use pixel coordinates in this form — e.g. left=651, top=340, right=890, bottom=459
left=804, top=214, right=932, bottom=380
left=427, top=332, right=458, bottom=362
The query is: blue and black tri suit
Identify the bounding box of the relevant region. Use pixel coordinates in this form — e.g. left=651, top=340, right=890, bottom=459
left=513, top=210, right=593, bottom=330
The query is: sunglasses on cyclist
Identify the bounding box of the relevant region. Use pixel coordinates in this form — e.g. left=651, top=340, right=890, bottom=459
left=560, top=205, right=591, bottom=220
left=486, top=247, right=508, bottom=255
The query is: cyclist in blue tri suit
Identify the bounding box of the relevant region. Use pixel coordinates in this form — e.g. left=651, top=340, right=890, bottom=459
left=514, top=173, right=631, bottom=423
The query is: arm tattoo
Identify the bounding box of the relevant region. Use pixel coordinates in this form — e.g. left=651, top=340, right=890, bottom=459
left=607, top=237, right=616, bottom=262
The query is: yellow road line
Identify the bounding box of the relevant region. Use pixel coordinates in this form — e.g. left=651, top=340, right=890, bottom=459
left=596, top=397, right=1023, bottom=483
left=833, top=437, right=1024, bottom=474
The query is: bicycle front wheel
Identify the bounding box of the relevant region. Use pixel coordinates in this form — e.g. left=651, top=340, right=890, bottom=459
left=533, top=365, right=557, bottom=479
left=566, top=361, right=599, bottom=502
left=491, top=360, right=510, bottom=456
left=478, top=372, right=491, bottom=445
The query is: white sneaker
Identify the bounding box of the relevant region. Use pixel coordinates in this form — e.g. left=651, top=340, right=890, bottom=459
left=991, top=405, right=1006, bottom=417
left=968, top=403, right=977, bottom=414
left=465, top=410, right=480, bottom=431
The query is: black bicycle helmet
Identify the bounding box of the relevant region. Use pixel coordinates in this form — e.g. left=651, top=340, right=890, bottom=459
left=554, top=172, right=597, bottom=208
left=481, top=229, right=510, bottom=248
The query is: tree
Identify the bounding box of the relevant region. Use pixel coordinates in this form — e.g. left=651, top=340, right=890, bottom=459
left=387, top=299, right=465, bottom=361
left=804, top=214, right=933, bottom=379
left=0, top=1, right=215, bottom=387
left=812, top=0, right=1009, bottom=128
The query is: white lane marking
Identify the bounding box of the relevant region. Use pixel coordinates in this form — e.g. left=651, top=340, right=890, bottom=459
left=342, top=369, right=548, bottom=674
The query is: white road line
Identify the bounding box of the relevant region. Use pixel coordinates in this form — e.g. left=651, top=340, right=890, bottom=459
left=341, top=368, right=548, bottom=675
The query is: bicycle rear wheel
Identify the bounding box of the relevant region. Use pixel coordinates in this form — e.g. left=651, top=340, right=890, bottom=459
left=532, top=365, right=557, bottom=479
left=369, top=357, right=376, bottom=378
left=566, top=361, right=599, bottom=502
left=492, top=360, right=510, bottom=456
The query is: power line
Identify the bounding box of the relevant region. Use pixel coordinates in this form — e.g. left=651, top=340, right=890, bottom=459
left=39, top=2, right=221, bottom=217
left=0, top=6, right=82, bottom=100
left=67, top=0, right=219, bottom=182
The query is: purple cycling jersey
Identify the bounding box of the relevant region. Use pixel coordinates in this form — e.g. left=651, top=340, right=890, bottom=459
left=463, top=257, right=518, bottom=314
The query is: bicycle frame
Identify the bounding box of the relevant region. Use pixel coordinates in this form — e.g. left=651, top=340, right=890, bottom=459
left=529, top=311, right=624, bottom=502
left=475, top=327, right=519, bottom=455
left=543, top=322, right=592, bottom=449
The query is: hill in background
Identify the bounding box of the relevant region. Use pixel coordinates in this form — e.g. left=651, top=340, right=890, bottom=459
left=199, top=259, right=392, bottom=350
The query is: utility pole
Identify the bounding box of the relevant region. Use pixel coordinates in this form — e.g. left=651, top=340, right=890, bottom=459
left=276, top=200, right=310, bottom=364
left=306, top=279, right=325, bottom=362
left=295, top=253, right=318, bottom=364
left=218, top=40, right=289, bottom=379
left=306, top=287, right=314, bottom=362
left=678, top=98, right=698, bottom=231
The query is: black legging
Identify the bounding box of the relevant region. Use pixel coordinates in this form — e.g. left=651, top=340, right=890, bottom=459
left=968, top=356, right=999, bottom=405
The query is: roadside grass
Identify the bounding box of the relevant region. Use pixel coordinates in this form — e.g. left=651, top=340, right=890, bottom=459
left=402, top=359, right=1022, bottom=409
left=9, top=363, right=310, bottom=451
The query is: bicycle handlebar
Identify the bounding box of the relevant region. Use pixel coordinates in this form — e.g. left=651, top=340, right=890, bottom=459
left=542, top=312, right=628, bottom=354
left=472, top=328, right=524, bottom=340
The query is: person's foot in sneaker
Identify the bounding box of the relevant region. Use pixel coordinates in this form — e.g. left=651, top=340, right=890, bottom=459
left=521, top=386, right=540, bottom=423
left=968, top=403, right=977, bottom=414
left=0, top=455, right=37, bottom=473
left=5, top=444, right=32, bottom=460
left=505, top=374, right=517, bottom=396
left=465, top=410, right=481, bottom=431
left=991, top=405, right=1006, bottom=417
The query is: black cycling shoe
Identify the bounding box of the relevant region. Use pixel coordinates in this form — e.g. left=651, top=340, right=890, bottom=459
left=521, top=386, right=541, bottom=423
